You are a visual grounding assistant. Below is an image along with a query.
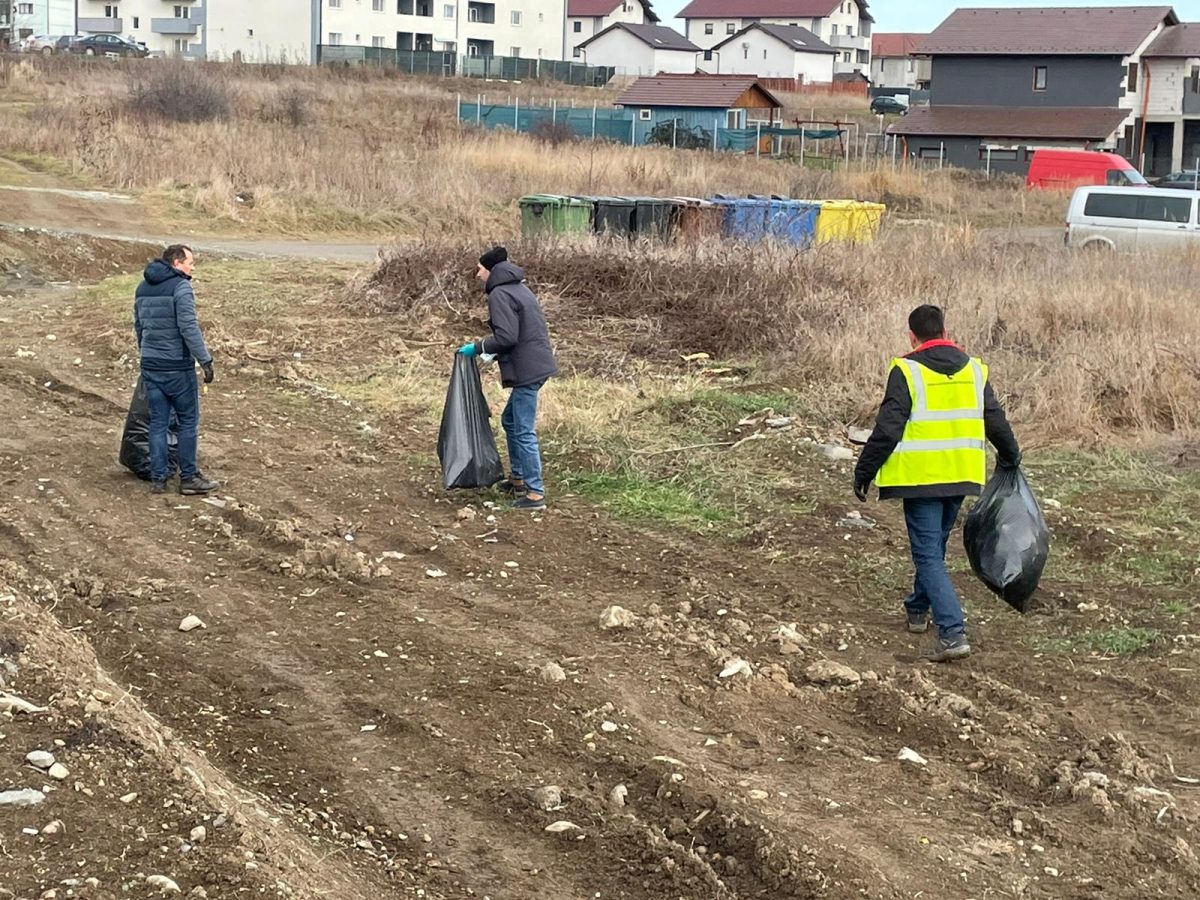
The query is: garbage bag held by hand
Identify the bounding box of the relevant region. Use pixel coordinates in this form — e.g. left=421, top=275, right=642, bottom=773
left=437, top=354, right=504, bottom=490
left=963, top=467, right=1050, bottom=613
left=118, top=376, right=179, bottom=480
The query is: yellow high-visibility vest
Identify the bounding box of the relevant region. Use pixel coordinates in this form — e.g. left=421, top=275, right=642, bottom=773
left=875, top=356, right=988, bottom=489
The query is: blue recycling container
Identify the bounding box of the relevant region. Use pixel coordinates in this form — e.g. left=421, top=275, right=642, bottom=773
left=711, top=195, right=770, bottom=242
left=767, top=199, right=821, bottom=247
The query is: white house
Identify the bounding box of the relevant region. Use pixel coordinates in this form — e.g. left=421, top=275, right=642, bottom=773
left=708, top=23, right=835, bottom=83
left=678, top=0, right=871, bottom=76
left=576, top=21, right=698, bottom=74
left=12, top=0, right=73, bottom=41
left=566, top=0, right=653, bottom=54
left=870, top=32, right=929, bottom=90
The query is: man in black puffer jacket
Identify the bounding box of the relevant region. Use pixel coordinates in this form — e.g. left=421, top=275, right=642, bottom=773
left=459, top=246, right=557, bottom=511
left=133, top=244, right=219, bottom=496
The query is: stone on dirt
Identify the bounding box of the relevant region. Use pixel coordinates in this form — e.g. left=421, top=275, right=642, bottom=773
left=609, top=784, right=628, bottom=807
left=719, top=657, right=753, bottom=679
left=47, top=763, right=69, bottom=780
left=26, top=750, right=55, bottom=769
left=544, top=820, right=581, bottom=833
left=898, top=747, right=928, bottom=767
left=146, top=875, right=182, bottom=894
left=42, top=819, right=64, bottom=835
left=0, top=788, right=45, bottom=807
left=820, top=444, right=854, bottom=462
left=599, top=606, right=636, bottom=630
left=178, top=615, right=206, bottom=633
left=537, top=662, right=567, bottom=684
left=530, top=785, right=562, bottom=811
left=190, top=826, right=207, bottom=843
left=804, top=660, right=861, bottom=687
left=0, top=693, right=48, bottom=714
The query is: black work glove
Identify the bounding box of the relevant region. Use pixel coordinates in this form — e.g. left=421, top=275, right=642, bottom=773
left=202, top=361, right=215, bottom=385
left=998, top=453, right=1022, bottom=470
left=854, top=480, right=870, bottom=503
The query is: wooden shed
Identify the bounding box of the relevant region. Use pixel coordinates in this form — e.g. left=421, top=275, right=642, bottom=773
left=616, top=74, right=784, bottom=151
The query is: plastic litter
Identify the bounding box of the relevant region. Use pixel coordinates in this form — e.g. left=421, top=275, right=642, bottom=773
left=437, top=355, right=503, bottom=491
left=963, top=466, right=1050, bottom=613
left=118, top=376, right=179, bottom=480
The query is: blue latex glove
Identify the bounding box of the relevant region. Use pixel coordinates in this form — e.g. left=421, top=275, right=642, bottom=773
left=457, top=342, right=478, bottom=357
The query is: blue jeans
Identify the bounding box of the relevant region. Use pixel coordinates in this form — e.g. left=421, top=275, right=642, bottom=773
left=903, top=497, right=966, bottom=638
left=144, top=369, right=200, bottom=483
left=500, top=381, right=545, bottom=496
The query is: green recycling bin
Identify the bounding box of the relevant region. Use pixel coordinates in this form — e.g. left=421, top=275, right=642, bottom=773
left=519, top=194, right=592, bottom=238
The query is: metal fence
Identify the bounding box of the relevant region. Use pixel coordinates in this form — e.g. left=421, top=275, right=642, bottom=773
left=316, top=45, right=613, bottom=86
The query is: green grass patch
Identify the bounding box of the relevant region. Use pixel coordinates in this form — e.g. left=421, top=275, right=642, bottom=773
left=562, top=469, right=735, bottom=534
left=0, top=152, right=78, bottom=182
left=1033, top=627, right=1164, bottom=658
left=1161, top=600, right=1194, bottom=617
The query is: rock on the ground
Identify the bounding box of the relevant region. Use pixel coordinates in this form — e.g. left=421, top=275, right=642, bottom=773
left=898, top=747, right=928, bottom=767
left=609, top=784, right=628, bottom=807
left=42, top=820, right=64, bottom=835
left=836, top=511, right=876, bottom=530
left=820, top=444, right=854, bottom=461
left=544, top=820, right=581, bottom=833
left=530, top=785, right=562, bottom=811
left=804, top=660, right=861, bottom=687
left=190, top=826, right=207, bottom=843
left=25, top=750, right=55, bottom=770
left=47, top=763, right=69, bottom=781
left=0, top=693, right=48, bottom=714
left=537, top=662, right=567, bottom=684
left=178, top=615, right=206, bottom=633
left=847, top=426, right=873, bottom=444
left=599, top=606, right=636, bottom=630
left=146, top=875, right=182, bottom=894
left=719, top=657, right=753, bottom=679
left=0, top=788, right=46, bottom=807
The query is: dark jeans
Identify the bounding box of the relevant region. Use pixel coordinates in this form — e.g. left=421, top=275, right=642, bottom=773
left=500, top=380, right=545, bottom=496
left=144, top=369, right=200, bottom=483
left=903, top=496, right=966, bottom=638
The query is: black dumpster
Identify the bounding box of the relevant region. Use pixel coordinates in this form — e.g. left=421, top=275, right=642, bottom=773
left=590, top=196, right=637, bottom=238
left=633, top=197, right=683, bottom=241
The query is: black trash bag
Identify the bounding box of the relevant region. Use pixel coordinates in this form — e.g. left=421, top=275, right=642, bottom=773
left=118, top=377, right=179, bottom=480
left=963, top=466, right=1050, bottom=613
left=437, top=354, right=504, bottom=491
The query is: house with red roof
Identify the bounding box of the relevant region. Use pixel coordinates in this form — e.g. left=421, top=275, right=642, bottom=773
left=678, top=0, right=871, bottom=77
left=567, top=0, right=657, bottom=57
left=871, top=32, right=930, bottom=91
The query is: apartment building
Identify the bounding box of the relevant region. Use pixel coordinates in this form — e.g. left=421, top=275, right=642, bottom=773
left=678, top=0, right=871, bottom=76
left=566, top=0, right=653, bottom=54
left=11, top=0, right=73, bottom=41
left=76, top=0, right=207, bottom=57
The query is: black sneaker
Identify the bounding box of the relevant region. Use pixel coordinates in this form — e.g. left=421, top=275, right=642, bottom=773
left=921, top=634, right=972, bottom=663
left=151, top=480, right=168, bottom=494
left=180, top=475, right=220, bottom=496
left=497, top=480, right=527, bottom=496
left=510, top=496, right=546, bottom=511
left=906, top=610, right=931, bottom=634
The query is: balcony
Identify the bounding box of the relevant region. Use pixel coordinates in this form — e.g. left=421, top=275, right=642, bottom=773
left=466, top=2, right=495, bottom=24
left=829, top=33, right=869, bottom=51
left=152, top=17, right=199, bottom=35
left=78, top=17, right=123, bottom=34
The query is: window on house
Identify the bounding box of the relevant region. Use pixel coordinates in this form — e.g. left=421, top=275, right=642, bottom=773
left=763, top=49, right=767, bottom=59
left=1191, top=65, right=1200, bottom=94
left=373, top=35, right=386, bottom=46
left=846, top=25, right=853, bottom=37
left=573, top=47, right=581, bottom=57
left=1127, top=62, right=1138, bottom=93
left=105, top=4, right=119, bottom=16
left=726, top=109, right=745, bottom=128
left=640, top=108, right=652, bottom=120
left=174, top=6, right=189, bottom=18
left=743, top=47, right=748, bottom=59
left=831, top=24, right=837, bottom=36
left=511, top=10, right=521, bottom=25
left=132, top=16, right=139, bottom=28
left=173, top=38, right=187, bottom=52
left=329, top=0, right=341, bottom=7
left=917, top=146, right=944, bottom=159
left=374, top=0, right=385, bottom=9
left=704, top=23, right=713, bottom=34
left=444, top=5, right=454, bottom=17
left=248, top=27, right=254, bottom=37
left=979, top=148, right=1018, bottom=161
left=843, top=51, right=850, bottom=62
left=16, top=2, right=33, bottom=13
left=329, top=32, right=342, bottom=43
left=1033, top=66, right=1047, bottom=91
left=398, top=0, right=413, bottom=13
left=726, top=22, right=735, bottom=34
left=510, top=46, right=520, bottom=56
left=573, top=21, right=581, bottom=32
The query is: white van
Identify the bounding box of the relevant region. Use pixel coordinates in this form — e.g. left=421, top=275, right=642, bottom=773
left=1066, top=185, right=1200, bottom=252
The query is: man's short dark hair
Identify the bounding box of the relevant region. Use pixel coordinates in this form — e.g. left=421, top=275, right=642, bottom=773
left=163, top=244, right=192, bottom=266
left=908, top=304, right=945, bottom=342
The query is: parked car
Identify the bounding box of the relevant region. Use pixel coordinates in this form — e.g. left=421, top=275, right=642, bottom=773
left=1065, top=185, right=1199, bottom=252
left=53, top=35, right=83, bottom=53
left=69, top=34, right=149, bottom=58
left=20, top=35, right=63, bottom=55
left=1026, top=149, right=1147, bottom=190
left=870, top=96, right=908, bottom=116
left=1152, top=170, right=1200, bottom=190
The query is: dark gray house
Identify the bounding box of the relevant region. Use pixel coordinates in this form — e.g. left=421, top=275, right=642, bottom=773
left=890, top=5, right=1180, bottom=175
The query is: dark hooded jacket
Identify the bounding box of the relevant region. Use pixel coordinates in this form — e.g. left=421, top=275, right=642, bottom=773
left=854, top=342, right=1021, bottom=499
left=476, top=261, right=557, bottom=389
left=133, top=259, right=212, bottom=373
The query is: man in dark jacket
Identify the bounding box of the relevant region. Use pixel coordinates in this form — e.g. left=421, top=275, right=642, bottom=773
left=459, top=246, right=557, bottom=511
left=133, top=245, right=219, bottom=496
left=854, top=305, right=1020, bottom=662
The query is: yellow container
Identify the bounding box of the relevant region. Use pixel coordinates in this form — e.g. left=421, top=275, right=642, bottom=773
left=814, top=200, right=886, bottom=245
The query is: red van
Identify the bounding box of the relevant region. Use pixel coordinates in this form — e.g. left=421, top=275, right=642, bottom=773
left=1025, top=150, right=1148, bottom=190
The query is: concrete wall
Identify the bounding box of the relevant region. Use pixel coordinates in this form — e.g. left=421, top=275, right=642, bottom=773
left=931, top=55, right=1124, bottom=107
left=718, top=30, right=833, bottom=82
left=206, top=0, right=315, bottom=64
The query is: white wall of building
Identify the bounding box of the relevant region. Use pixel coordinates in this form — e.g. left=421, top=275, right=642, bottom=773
left=717, top=30, right=832, bottom=82
left=207, top=0, right=315, bottom=64
left=577, top=27, right=694, bottom=73
left=13, top=0, right=73, bottom=37
left=567, top=1, right=642, bottom=53
left=872, top=55, right=930, bottom=90
left=78, top=0, right=205, bottom=56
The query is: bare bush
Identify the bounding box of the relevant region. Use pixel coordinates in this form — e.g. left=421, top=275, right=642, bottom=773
left=260, top=86, right=312, bottom=127
left=127, top=63, right=232, bottom=123
left=528, top=119, right=577, bottom=147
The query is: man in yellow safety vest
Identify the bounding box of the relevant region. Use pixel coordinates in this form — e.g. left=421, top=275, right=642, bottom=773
left=853, top=305, right=1021, bottom=662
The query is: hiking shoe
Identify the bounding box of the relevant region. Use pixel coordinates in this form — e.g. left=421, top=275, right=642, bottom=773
left=510, top=496, right=546, bottom=511
left=497, top=479, right=527, bottom=496
left=921, top=634, right=972, bottom=663
left=179, top=475, right=220, bottom=495
left=150, top=480, right=168, bottom=495
left=906, top=609, right=931, bottom=634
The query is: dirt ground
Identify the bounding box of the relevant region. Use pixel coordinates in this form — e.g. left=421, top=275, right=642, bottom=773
left=1, top=178, right=1199, bottom=900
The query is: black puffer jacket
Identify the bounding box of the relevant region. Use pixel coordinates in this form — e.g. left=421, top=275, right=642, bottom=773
left=854, top=342, right=1021, bottom=499
left=476, top=261, right=557, bottom=389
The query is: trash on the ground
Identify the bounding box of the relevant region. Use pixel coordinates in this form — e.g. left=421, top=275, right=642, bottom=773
left=963, top=467, right=1050, bottom=613
left=425, top=568, right=447, bottom=579
left=544, top=820, right=581, bottom=833
left=897, top=747, right=928, bottom=766
left=0, top=788, right=45, bottom=807
left=178, top=615, right=206, bottom=633
left=820, top=444, right=854, bottom=461
left=680, top=352, right=710, bottom=362
left=437, top=354, right=504, bottom=491
left=836, top=511, right=876, bottom=529
left=719, top=657, right=753, bottom=678
left=847, top=426, right=873, bottom=445
left=118, top=377, right=180, bottom=481
left=599, top=606, right=636, bottom=630
left=0, top=693, right=48, bottom=714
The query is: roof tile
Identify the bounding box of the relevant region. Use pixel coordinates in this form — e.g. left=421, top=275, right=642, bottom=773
left=919, top=6, right=1175, bottom=56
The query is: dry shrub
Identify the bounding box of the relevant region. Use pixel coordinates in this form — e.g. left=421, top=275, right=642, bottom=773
left=528, top=119, right=577, bottom=147
left=128, top=62, right=232, bottom=124
left=259, top=86, right=312, bottom=127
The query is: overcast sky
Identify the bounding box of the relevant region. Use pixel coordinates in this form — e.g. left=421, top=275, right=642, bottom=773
left=656, top=1, right=1200, bottom=31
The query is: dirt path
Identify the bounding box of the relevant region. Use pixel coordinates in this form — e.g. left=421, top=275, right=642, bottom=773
left=0, top=241, right=1198, bottom=899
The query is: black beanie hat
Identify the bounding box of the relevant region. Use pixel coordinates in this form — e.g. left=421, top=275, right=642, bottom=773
left=479, top=245, right=508, bottom=270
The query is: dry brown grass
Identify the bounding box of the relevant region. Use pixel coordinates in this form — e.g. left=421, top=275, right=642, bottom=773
left=0, top=56, right=1059, bottom=237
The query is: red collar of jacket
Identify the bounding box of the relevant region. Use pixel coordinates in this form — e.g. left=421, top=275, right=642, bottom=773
left=905, top=339, right=962, bottom=356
